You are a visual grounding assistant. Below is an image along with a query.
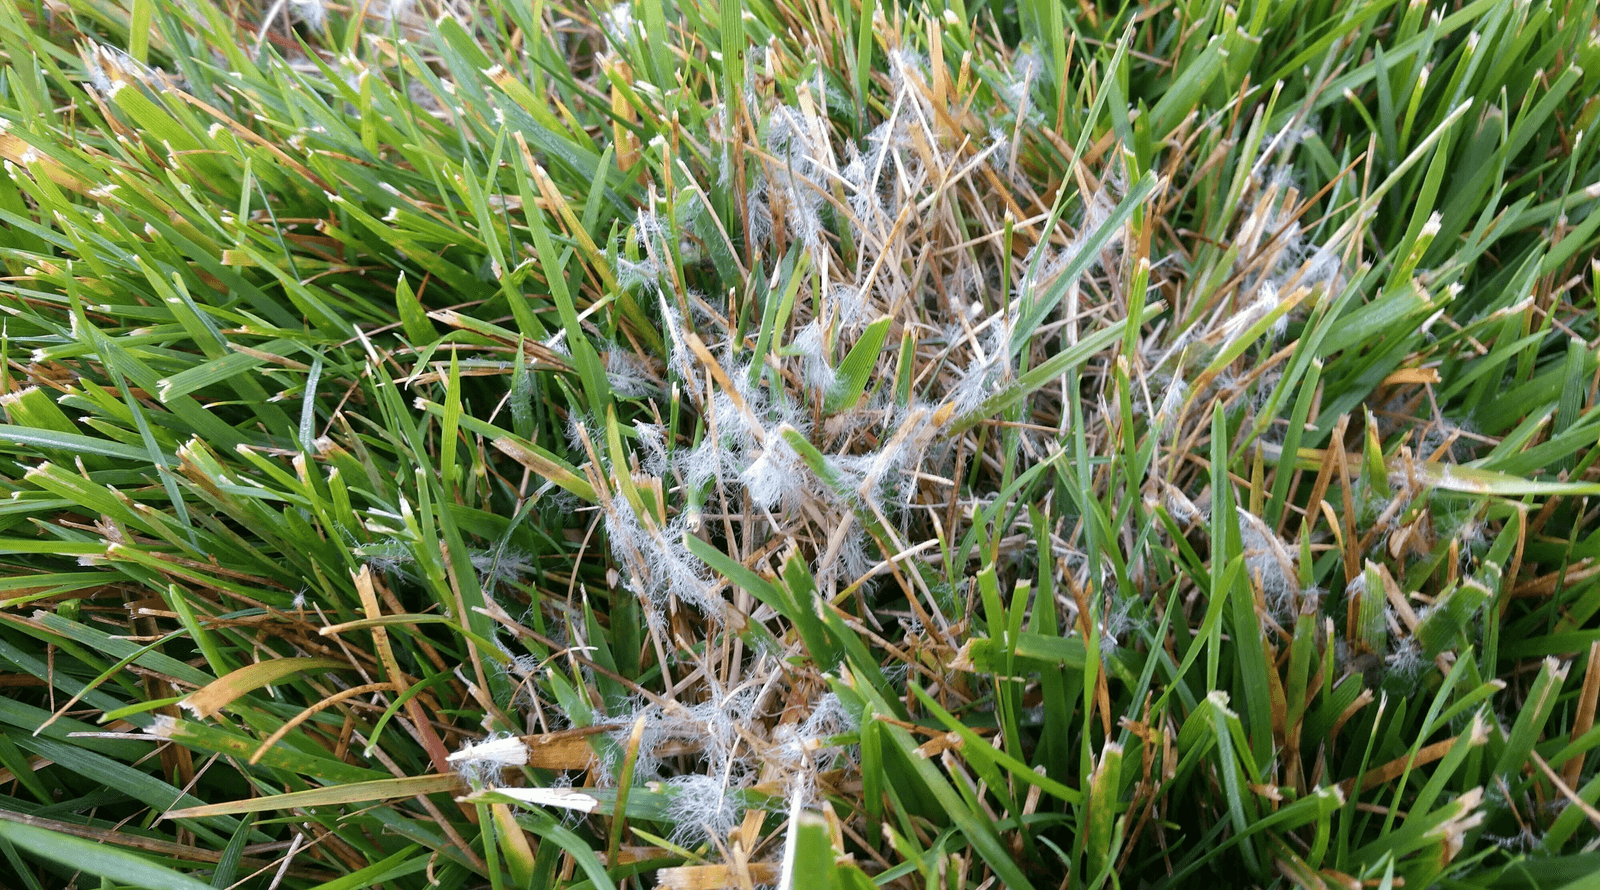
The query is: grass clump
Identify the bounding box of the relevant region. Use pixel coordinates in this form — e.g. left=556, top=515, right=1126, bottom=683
left=2, top=0, right=1600, bottom=888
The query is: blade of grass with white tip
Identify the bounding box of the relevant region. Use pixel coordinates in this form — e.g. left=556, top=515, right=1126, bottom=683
left=0, top=386, right=77, bottom=437
left=153, top=341, right=289, bottom=404
left=780, top=808, right=842, bottom=890
left=142, top=716, right=388, bottom=784
left=1207, top=692, right=1263, bottom=874
left=413, top=400, right=596, bottom=501
left=1082, top=740, right=1124, bottom=889
left=1417, top=464, right=1600, bottom=498
left=1487, top=657, right=1570, bottom=785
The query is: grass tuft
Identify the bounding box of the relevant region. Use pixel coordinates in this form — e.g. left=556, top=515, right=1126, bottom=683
left=2, top=0, right=1600, bottom=887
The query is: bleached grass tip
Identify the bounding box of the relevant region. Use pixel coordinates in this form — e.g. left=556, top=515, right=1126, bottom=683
left=467, top=787, right=600, bottom=814
left=448, top=733, right=529, bottom=786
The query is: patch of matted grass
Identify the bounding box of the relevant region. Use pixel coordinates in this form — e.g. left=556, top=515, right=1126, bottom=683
left=2, top=0, right=1599, bottom=887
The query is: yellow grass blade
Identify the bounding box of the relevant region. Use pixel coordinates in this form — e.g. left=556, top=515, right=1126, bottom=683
left=164, top=774, right=466, bottom=819
left=179, top=657, right=350, bottom=720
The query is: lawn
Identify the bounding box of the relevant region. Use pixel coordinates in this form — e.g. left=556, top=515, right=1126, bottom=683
left=1, top=0, right=1599, bottom=887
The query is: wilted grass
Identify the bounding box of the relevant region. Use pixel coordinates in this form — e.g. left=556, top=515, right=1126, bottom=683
left=1, top=0, right=1599, bottom=887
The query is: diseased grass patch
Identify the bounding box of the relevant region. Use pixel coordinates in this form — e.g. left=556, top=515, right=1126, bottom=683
left=1, top=0, right=1600, bottom=888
